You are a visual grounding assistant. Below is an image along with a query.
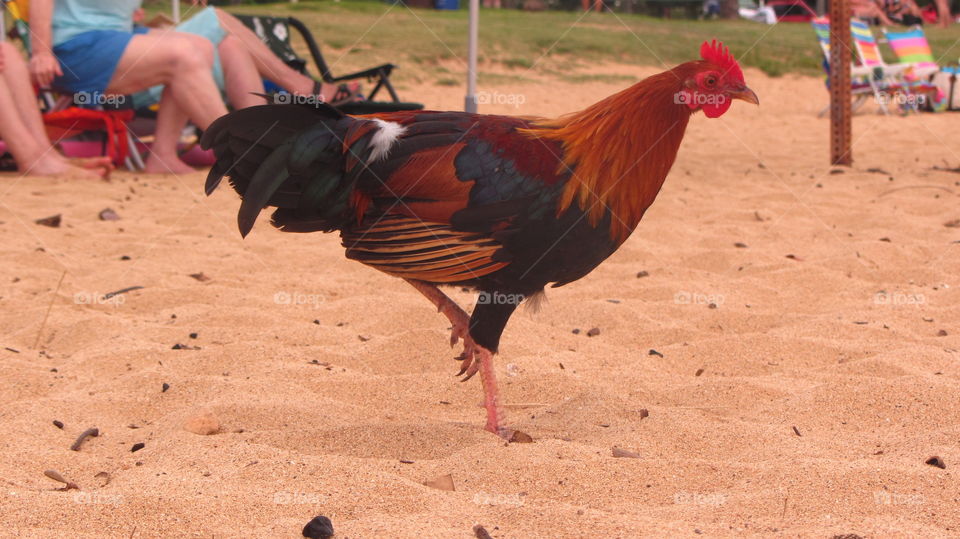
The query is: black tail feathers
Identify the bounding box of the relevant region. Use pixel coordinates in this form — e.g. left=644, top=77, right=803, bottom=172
left=200, top=103, right=357, bottom=237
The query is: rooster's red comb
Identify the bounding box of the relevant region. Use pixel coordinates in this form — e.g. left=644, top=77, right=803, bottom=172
left=700, top=40, right=743, bottom=81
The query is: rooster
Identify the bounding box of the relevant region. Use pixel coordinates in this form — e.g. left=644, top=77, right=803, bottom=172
left=201, top=41, right=757, bottom=437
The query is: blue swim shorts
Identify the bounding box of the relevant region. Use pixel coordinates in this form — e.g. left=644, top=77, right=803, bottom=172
left=52, top=26, right=149, bottom=95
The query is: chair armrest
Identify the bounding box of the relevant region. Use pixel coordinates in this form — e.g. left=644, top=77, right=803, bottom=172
left=878, top=64, right=910, bottom=77
left=850, top=64, right=906, bottom=79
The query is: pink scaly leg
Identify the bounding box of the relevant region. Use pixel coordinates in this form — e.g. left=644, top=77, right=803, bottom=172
left=405, top=279, right=506, bottom=437
left=472, top=345, right=504, bottom=435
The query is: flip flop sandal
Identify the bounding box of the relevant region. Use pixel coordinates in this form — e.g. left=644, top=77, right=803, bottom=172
left=0, top=152, right=17, bottom=172
left=329, top=82, right=365, bottom=106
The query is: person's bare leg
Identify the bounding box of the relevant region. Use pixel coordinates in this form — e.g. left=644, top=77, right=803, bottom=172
left=935, top=0, right=951, bottom=26
left=144, top=86, right=194, bottom=174
left=213, top=9, right=344, bottom=99
left=0, top=80, right=106, bottom=178
left=218, top=35, right=266, bottom=109
left=0, top=42, right=110, bottom=177
left=1, top=42, right=50, bottom=145
left=0, top=79, right=60, bottom=174
left=106, top=33, right=226, bottom=130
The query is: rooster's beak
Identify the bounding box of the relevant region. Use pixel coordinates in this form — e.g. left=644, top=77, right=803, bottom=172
left=730, top=86, right=759, bottom=106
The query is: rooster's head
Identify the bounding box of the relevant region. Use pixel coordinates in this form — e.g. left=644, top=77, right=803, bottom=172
left=677, top=40, right=759, bottom=118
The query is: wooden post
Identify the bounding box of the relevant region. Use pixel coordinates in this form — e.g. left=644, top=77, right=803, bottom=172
left=829, top=0, right=852, bottom=166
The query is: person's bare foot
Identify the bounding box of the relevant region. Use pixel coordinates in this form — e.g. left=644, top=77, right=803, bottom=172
left=23, top=154, right=109, bottom=179
left=68, top=156, right=114, bottom=179
left=144, top=153, right=194, bottom=174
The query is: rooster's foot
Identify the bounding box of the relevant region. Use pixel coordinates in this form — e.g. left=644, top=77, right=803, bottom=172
left=455, top=334, right=481, bottom=381
left=404, top=279, right=507, bottom=437
left=450, top=333, right=503, bottom=434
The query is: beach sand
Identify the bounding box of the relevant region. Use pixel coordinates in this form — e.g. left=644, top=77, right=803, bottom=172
left=1, top=66, right=958, bottom=538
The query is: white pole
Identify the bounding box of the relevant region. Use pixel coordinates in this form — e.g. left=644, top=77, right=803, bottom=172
left=172, top=0, right=181, bottom=24
left=465, top=0, right=479, bottom=113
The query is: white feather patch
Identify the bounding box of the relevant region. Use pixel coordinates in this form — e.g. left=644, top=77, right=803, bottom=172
left=368, top=119, right=407, bottom=162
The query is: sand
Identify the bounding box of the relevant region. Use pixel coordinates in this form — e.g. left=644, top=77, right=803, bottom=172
left=1, top=65, right=958, bottom=538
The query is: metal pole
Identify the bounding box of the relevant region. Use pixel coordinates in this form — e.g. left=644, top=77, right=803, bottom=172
left=829, top=0, right=852, bottom=166
left=172, top=0, right=181, bottom=24
left=465, top=0, right=479, bottom=113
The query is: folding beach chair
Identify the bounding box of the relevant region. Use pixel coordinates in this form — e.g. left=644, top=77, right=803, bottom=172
left=883, top=26, right=942, bottom=80
left=851, top=20, right=943, bottom=112
left=234, top=14, right=423, bottom=115
left=883, top=26, right=953, bottom=111
left=850, top=20, right=911, bottom=79
left=811, top=17, right=900, bottom=116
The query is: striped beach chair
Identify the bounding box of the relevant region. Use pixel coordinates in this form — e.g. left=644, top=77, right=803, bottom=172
left=849, top=19, right=946, bottom=113
left=811, top=17, right=900, bottom=115
left=850, top=19, right=910, bottom=79
left=883, top=27, right=941, bottom=80
left=886, top=27, right=957, bottom=111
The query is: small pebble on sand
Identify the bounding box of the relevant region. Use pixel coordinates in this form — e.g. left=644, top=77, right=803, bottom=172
left=183, top=412, right=220, bottom=435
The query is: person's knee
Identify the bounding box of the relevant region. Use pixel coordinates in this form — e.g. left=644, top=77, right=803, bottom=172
left=168, top=35, right=215, bottom=71
left=218, top=34, right=239, bottom=53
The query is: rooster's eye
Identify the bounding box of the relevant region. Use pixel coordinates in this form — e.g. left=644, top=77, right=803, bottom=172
left=703, top=75, right=717, bottom=88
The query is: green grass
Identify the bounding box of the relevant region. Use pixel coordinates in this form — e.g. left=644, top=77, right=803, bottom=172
left=559, top=73, right=639, bottom=84
left=159, top=0, right=960, bottom=80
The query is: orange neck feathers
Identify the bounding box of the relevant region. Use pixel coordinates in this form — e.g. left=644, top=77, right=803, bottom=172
left=526, top=66, right=698, bottom=243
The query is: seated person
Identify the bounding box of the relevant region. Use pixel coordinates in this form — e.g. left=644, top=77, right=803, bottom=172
left=934, top=0, right=952, bottom=27
left=852, top=0, right=896, bottom=25
left=881, top=0, right=925, bottom=25
left=132, top=5, right=361, bottom=111
left=29, top=0, right=353, bottom=174
left=0, top=41, right=111, bottom=178
left=853, top=0, right=925, bottom=25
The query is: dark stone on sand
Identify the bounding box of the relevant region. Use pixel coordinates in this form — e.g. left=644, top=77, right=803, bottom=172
left=302, top=515, right=334, bottom=539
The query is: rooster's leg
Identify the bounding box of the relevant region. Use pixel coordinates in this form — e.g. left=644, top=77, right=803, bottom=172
left=404, top=279, right=479, bottom=376
left=405, top=279, right=506, bottom=436
left=468, top=344, right=504, bottom=435
left=404, top=279, right=471, bottom=349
